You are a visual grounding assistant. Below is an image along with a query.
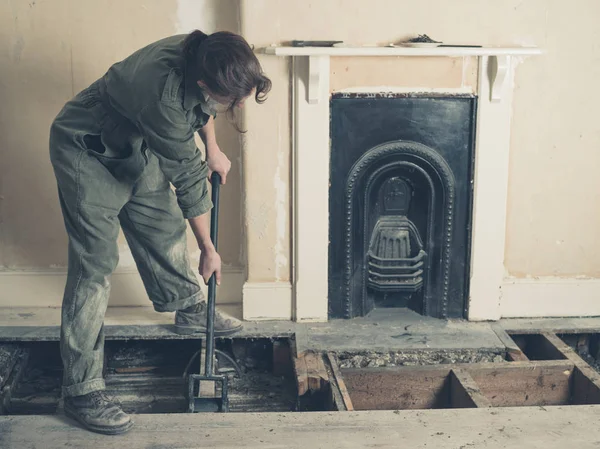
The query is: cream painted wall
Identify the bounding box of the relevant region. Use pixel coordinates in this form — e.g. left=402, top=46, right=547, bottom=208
left=2, top=0, right=599, bottom=314
left=0, top=0, right=244, bottom=306
left=241, top=0, right=600, bottom=286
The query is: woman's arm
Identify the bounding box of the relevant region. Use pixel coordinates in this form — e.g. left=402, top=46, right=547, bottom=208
left=137, top=102, right=212, bottom=219
left=188, top=213, right=221, bottom=286
left=198, top=115, right=218, bottom=148
left=198, top=116, right=231, bottom=184
left=137, top=104, right=225, bottom=283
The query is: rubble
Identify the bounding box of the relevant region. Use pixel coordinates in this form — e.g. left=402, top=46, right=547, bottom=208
left=336, top=349, right=505, bottom=368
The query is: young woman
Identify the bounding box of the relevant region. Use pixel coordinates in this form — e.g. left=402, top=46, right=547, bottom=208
left=49, top=30, right=271, bottom=434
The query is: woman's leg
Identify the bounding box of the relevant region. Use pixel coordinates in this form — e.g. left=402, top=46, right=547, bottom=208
left=50, top=100, right=133, bottom=434
left=118, top=152, right=242, bottom=333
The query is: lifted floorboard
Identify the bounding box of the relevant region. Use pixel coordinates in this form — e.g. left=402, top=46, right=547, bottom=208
left=2, top=406, right=600, bottom=448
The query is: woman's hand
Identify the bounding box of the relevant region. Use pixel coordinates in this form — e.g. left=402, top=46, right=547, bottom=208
left=199, top=246, right=222, bottom=285
left=206, top=143, right=231, bottom=185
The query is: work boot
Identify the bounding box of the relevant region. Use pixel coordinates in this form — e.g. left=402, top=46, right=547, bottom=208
left=174, top=301, right=243, bottom=336
left=63, top=391, right=133, bottom=435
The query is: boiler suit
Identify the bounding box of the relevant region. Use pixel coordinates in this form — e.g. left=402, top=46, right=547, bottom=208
left=49, top=35, right=217, bottom=397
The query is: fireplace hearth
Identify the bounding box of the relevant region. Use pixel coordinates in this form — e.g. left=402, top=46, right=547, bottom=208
left=328, top=94, right=477, bottom=320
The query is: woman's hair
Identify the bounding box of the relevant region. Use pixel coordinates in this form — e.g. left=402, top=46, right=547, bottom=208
left=183, top=30, right=271, bottom=130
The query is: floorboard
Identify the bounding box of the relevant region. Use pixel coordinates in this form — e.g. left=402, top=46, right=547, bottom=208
left=2, top=405, right=600, bottom=448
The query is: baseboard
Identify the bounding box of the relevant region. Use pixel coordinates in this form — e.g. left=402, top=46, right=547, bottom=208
left=242, top=282, right=292, bottom=321
left=500, top=278, right=600, bottom=318
left=0, top=268, right=244, bottom=308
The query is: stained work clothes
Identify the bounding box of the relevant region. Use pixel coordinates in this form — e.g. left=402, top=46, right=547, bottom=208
left=49, top=35, right=216, bottom=397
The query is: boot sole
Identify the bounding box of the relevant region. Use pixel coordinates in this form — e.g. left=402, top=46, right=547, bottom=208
left=64, top=405, right=134, bottom=435
left=174, top=323, right=243, bottom=337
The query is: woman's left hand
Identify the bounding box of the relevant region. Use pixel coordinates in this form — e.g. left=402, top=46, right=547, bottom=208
left=206, top=143, right=231, bottom=184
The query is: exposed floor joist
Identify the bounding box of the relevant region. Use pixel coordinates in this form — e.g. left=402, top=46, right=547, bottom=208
left=449, top=369, right=492, bottom=408
left=325, top=352, right=354, bottom=411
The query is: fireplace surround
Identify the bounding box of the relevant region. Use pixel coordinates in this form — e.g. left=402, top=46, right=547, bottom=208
left=246, top=45, right=542, bottom=322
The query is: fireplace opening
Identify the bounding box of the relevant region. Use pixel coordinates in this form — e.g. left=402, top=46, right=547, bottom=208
left=328, top=94, right=477, bottom=320
left=367, top=177, right=427, bottom=299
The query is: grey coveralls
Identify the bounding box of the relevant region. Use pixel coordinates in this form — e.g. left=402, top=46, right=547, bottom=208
left=49, top=35, right=217, bottom=398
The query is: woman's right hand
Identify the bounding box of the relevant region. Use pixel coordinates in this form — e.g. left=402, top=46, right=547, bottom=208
left=206, top=144, right=231, bottom=185
left=199, top=246, right=222, bottom=285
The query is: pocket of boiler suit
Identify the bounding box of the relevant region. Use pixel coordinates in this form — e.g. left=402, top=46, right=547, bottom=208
left=82, top=115, right=146, bottom=184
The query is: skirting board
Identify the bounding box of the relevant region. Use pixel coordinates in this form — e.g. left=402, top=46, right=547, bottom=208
left=242, top=282, right=292, bottom=321
left=0, top=268, right=244, bottom=308
left=500, top=278, right=600, bottom=318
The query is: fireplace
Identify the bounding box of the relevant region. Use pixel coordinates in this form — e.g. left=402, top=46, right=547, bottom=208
left=250, top=46, right=541, bottom=323
left=328, top=94, right=477, bottom=319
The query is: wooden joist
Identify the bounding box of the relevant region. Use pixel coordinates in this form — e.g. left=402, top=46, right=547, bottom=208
left=293, top=351, right=329, bottom=397
left=506, top=349, right=529, bottom=361
left=491, top=323, right=529, bottom=361
left=468, top=360, right=573, bottom=407
left=541, top=332, right=600, bottom=405
left=341, top=360, right=577, bottom=410
left=342, top=365, right=450, bottom=410
left=449, top=369, right=491, bottom=408
left=325, top=352, right=354, bottom=411
left=334, top=332, right=600, bottom=412
left=293, top=351, right=354, bottom=411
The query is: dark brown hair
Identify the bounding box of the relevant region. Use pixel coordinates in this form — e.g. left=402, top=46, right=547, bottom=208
left=183, top=30, right=271, bottom=129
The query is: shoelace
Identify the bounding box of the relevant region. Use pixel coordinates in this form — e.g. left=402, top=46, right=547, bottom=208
left=89, top=391, right=114, bottom=407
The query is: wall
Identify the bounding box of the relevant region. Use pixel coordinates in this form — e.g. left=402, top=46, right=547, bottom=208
left=0, top=0, right=244, bottom=306
left=240, top=0, right=600, bottom=317
left=2, top=0, right=599, bottom=317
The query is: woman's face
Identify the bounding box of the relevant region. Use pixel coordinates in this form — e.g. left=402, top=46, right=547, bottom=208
left=197, top=81, right=251, bottom=110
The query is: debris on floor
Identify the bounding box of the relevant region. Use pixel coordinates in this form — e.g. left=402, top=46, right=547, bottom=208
left=336, top=349, right=505, bottom=368
left=228, top=371, right=296, bottom=412
left=0, top=343, right=30, bottom=414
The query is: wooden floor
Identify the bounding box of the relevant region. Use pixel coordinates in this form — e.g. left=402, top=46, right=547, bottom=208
left=2, top=405, right=600, bottom=448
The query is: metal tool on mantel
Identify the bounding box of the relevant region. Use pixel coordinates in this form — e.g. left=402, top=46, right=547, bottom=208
left=187, top=172, right=229, bottom=413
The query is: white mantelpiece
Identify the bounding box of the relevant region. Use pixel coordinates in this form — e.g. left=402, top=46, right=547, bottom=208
left=265, top=46, right=541, bottom=57
left=259, top=45, right=541, bottom=322
left=265, top=46, right=541, bottom=104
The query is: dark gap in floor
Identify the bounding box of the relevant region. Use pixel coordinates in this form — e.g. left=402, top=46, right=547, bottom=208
left=510, top=334, right=567, bottom=361
left=560, top=333, right=600, bottom=373
left=2, top=338, right=298, bottom=415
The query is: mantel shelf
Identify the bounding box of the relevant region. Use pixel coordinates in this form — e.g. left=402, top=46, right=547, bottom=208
left=263, top=46, right=542, bottom=57
left=264, top=45, right=542, bottom=104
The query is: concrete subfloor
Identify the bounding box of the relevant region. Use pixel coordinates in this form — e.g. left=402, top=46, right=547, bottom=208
left=2, top=405, right=600, bottom=448
left=0, top=306, right=504, bottom=355
left=2, top=306, right=600, bottom=353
